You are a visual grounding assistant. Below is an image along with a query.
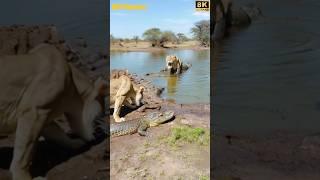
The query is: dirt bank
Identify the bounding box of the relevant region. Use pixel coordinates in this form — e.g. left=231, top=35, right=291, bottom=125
left=213, top=131, right=320, bottom=180
left=110, top=71, right=210, bottom=179
left=110, top=41, right=209, bottom=52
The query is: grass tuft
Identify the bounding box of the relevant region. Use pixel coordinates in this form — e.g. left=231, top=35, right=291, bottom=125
left=164, top=125, right=210, bottom=146
left=199, top=174, right=210, bottom=180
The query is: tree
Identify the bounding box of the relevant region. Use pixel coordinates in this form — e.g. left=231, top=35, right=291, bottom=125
left=110, top=34, right=116, bottom=44
left=118, top=38, right=124, bottom=47
left=159, top=31, right=177, bottom=47
left=176, top=33, right=188, bottom=44
left=143, top=28, right=162, bottom=47
left=191, top=20, right=210, bottom=47
left=133, top=36, right=139, bottom=44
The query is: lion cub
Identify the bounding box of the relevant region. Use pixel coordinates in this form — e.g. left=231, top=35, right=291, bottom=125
left=164, top=55, right=191, bottom=74
left=110, top=74, right=144, bottom=122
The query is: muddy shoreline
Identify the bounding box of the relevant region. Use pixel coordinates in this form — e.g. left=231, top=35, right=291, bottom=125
left=111, top=46, right=210, bottom=52
left=110, top=41, right=209, bottom=52
left=213, top=131, right=320, bottom=180
left=109, top=70, right=210, bottom=179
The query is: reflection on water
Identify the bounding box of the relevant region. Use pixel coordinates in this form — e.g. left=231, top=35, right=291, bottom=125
left=166, top=75, right=178, bottom=96
left=214, top=0, right=320, bottom=134
left=111, top=50, right=210, bottom=104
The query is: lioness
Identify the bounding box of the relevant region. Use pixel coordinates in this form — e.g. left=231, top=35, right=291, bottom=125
left=164, top=55, right=191, bottom=74
left=110, top=74, right=144, bottom=122
left=0, top=44, right=106, bottom=180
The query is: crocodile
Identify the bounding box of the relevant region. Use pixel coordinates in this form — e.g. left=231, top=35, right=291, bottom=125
left=110, top=111, right=175, bottom=137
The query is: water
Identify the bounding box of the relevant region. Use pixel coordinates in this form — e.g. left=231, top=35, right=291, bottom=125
left=111, top=50, right=210, bottom=104
left=213, top=0, right=320, bottom=134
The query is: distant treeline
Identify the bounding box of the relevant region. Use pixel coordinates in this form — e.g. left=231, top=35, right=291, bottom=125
left=111, top=20, right=209, bottom=47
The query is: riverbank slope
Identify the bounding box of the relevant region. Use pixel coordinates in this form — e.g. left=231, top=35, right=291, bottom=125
left=111, top=40, right=209, bottom=52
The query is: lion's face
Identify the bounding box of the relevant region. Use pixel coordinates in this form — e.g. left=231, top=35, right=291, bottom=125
left=166, top=55, right=180, bottom=73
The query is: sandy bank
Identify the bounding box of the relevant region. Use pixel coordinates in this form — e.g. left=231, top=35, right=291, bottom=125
left=111, top=41, right=209, bottom=52
left=109, top=70, right=210, bottom=179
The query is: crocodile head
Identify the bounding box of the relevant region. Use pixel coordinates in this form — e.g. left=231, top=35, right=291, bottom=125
left=145, top=111, right=175, bottom=127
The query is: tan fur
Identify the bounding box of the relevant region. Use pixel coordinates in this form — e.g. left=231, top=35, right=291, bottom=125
left=110, top=74, right=144, bottom=122
left=165, top=55, right=183, bottom=74
left=0, top=44, right=106, bottom=180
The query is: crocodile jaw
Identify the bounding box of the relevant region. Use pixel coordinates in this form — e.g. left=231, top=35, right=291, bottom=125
left=149, top=111, right=174, bottom=127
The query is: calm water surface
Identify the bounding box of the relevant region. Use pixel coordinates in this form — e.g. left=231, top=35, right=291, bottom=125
left=111, top=50, right=210, bottom=104
left=213, top=0, right=320, bottom=134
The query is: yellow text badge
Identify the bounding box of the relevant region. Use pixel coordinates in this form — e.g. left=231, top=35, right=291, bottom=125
left=112, top=4, right=147, bottom=10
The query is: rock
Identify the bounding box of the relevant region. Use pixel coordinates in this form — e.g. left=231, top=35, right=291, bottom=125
left=0, top=25, right=68, bottom=57
left=110, top=69, right=129, bottom=79
left=48, top=26, right=61, bottom=43
left=0, top=25, right=111, bottom=76
left=74, top=37, right=87, bottom=48
left=301, top=134, right=320, bottom=151
left=97, top=50, right=108, bottom=59
left=180, top=118, right=193, bottom=126
left=156, top=87, right=165, bottom=96
left=29, top=26, right=54, bottom=47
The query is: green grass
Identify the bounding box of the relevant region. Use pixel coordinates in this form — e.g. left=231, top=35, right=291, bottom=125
left=139, top=154, right=147, bottom=161
left=163, top=125, right=210, bottom=146
left=143, top=141, right=151, bottom=148
left=199, top=175, right=210, bottom=180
